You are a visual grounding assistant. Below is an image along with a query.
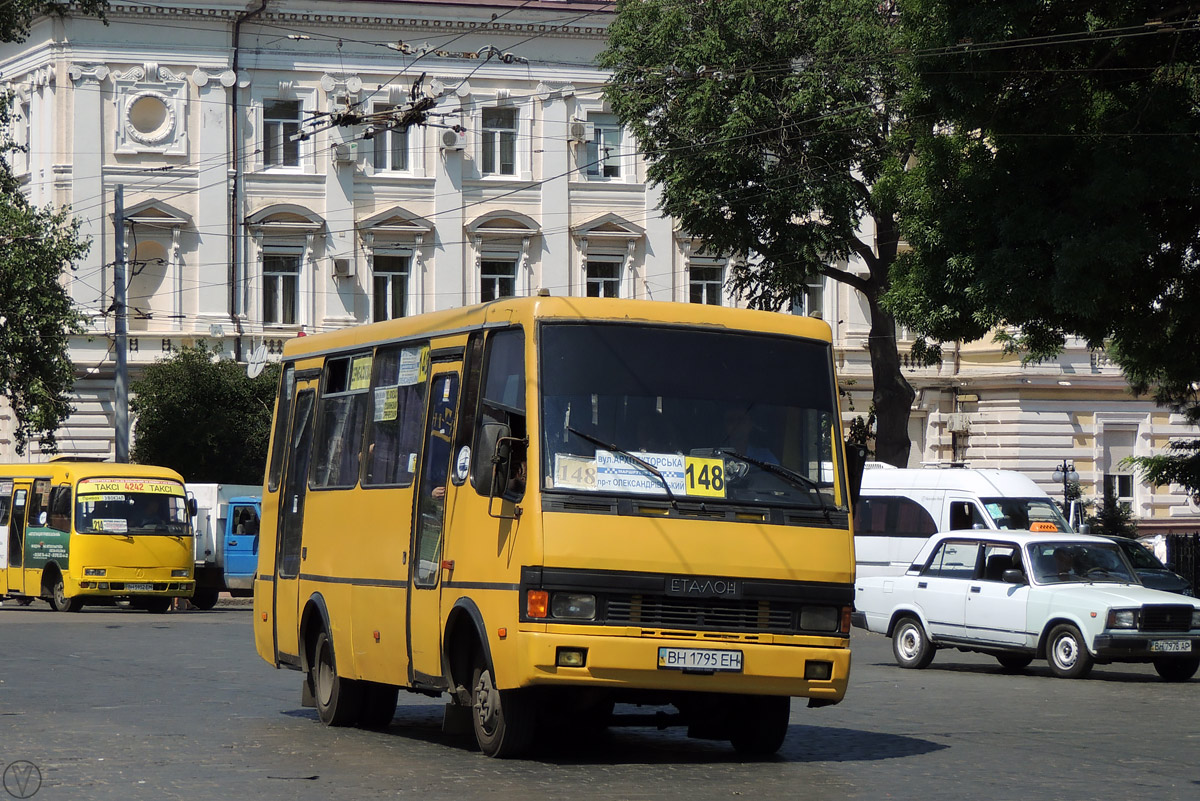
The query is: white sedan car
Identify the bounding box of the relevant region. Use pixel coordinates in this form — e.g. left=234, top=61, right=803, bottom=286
left=852, top=531, right=1200, bottom=680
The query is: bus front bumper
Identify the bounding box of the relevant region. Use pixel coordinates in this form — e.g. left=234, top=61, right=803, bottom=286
left=517, top=631, right=850, bottom=702
left=76, top=579, right=195, bottom=597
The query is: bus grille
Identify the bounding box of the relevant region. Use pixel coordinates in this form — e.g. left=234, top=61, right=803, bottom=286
left=606, top=595, right=796, bottom=633
left=1141, top=605, right=1195, bottom=631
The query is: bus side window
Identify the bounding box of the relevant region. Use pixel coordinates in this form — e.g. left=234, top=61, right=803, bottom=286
left=311, top=353, right=371, bottom=489
left=267, top=364, right=296, bottom=493
left=0, top=480, right=12, bottom=526
left=470, top=328, right=526, bottom=497
left=452, top=333, right=486, bottom=487
left=363, top=343, right=429, bottom=488
left=47, top=486, right=72, bottom=532
left=28, top=479, right=51, bottom=528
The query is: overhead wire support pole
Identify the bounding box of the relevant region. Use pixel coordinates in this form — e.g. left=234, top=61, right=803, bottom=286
left=114, top=185, right=129, bottom=463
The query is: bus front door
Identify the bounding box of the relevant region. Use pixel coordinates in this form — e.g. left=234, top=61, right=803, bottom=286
left=5, top=486, right=29, bottom=596
left=408, top=368, right=461, bottom=685
left=273, top=386, right=317, bottom=663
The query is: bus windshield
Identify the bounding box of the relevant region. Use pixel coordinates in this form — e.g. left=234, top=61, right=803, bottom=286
left=75, top=478, right=191, bottom=536
left=539, top=322, right=844, bottom=510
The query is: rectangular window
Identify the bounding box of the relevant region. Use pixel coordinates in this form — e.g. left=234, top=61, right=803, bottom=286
left=586, top=113, right=621, bottom=179
left=586, top=260, right=621, bottom=298
left=922, top=541, right=980, bottom=579
left=480, top=259, right=516, bottom=302
left=363, top=344, right=430, bottom=487
left=481, top=107, right=516, bottom=176
left=689, top=262, right=723, bottom=305
left=371, top=105, right=410, bottom=172
left=263, top=253, right=300, bottom=325
left=263, top=99, right=302, bottom=167
left=372, top=254, right=409, bottom=322
left=1102, top=429, right=1136, bottom=506
left=311, top=353, right=373, bottom=489
left=793, top=276, right=824, bottom=319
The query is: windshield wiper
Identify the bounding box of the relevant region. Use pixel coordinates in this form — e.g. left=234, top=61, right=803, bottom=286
left=566, top=425, right=680, bottom=511
left=717, top=447, right=833, bottom=520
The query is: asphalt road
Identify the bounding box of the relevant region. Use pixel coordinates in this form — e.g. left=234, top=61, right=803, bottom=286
left=1, top=600, right=1197, bottom=801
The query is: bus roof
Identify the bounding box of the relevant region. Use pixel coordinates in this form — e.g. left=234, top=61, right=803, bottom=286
left=280, top=296, right=833, bottom=361
left=0, top=461, right=187, bottom=484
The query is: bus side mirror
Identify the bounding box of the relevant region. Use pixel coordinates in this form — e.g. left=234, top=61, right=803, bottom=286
left=1077, top=523, right=1091, bottom=535
left=474, top=420, right=513, bottom=497
left=844, top=441, right=868, bottom=506
left=187, top=498, right=198, bottom=517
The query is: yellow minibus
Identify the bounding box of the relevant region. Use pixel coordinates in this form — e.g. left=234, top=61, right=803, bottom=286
left=254, top=296, right=855, bottom=757
left=0, top=459, right=195, bottom=613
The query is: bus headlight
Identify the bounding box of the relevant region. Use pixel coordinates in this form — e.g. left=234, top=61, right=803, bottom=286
left=171, top=569, right=190, bottom=578
left=1107, top=609, right=1137, bottom=629
left=551, top=593, right=597, bottom=620
left=84, top=568, right=106, bottom=577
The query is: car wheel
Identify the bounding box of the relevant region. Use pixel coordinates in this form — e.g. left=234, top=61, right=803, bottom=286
left=996, top=653, right=1033, bottom=670
left=1153, top=655, right=1200, bottom=682
left=1046, top=624, right=1094, bottom=679
left=310, top=629, right=363, bottom=726
left=471, top=655, right=536, bottom=758
left=892, top=616, right=935, bottom=669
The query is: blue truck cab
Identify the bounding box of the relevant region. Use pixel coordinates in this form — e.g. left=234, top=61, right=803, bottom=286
left=188, top=483, right=261, bottom=610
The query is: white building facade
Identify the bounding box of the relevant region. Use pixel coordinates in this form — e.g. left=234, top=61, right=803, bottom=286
left=1, top=0, right=1197, bottom=529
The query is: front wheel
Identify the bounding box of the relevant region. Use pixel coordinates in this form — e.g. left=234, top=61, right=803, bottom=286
left=49, top=576, right=83, bottom=613
left=311, top=630, right=363, bottom=726
left=1046, top=624, right=1094, bottom=679
left=892, top=617, right=935, bottom=669
left=729, top=695, right=790, bottom=756
left=1153, top=655, right=1200, bottom=682
left=471, top=658, right=536, bottom=758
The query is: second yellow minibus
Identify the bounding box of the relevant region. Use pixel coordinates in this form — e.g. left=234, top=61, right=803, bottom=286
left=0, top=459, right=195, bottom=612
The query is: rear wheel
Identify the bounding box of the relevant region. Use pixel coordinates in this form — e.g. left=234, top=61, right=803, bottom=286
left=996, top=653, right=1033, bottom=670
left=892, top=616, right=935, bottom=669
left=49, top=576, right=83, bottom=613
left=1153, top=655, right=1200, bottom=682
left=729, top=695, right=790, bottom=756
left=471, top=656, right=536, bottom=758
left=1046, top=624, right=1094, bottom=679
left=191, top=588, right=220, bottom=610
left=311, top=629, right=362, bottom=726
left=357, top=682, right=399, bottom=729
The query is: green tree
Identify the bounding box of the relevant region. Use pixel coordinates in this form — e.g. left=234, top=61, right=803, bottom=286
left=130, top=346, right=279, bottom=484
left=1, top=0, right=107, bottom=454
left=890, top=2, right=1200, bottom=490
left=1087, top=487, right=1138, bottom=538
left=0, top=0, right=107, bottom=42
left=600, top=0, right=919, bottom=466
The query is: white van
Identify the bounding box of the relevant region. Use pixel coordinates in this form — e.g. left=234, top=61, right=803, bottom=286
left=853, top=466, right=1072, bottom=577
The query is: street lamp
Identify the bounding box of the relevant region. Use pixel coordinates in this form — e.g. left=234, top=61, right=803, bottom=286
left=1051, top=459, right=1079, bottom=527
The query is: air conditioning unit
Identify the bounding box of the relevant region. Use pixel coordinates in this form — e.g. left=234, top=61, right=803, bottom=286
left=331, top=142, right=357, bottom=164
left=332, top=257, right=354, bottom=278
left=440, top=128, right=467, bottom=151
left=567, top=119, right=593, bottom=144
left=946, top=413, right=971, bottom=433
